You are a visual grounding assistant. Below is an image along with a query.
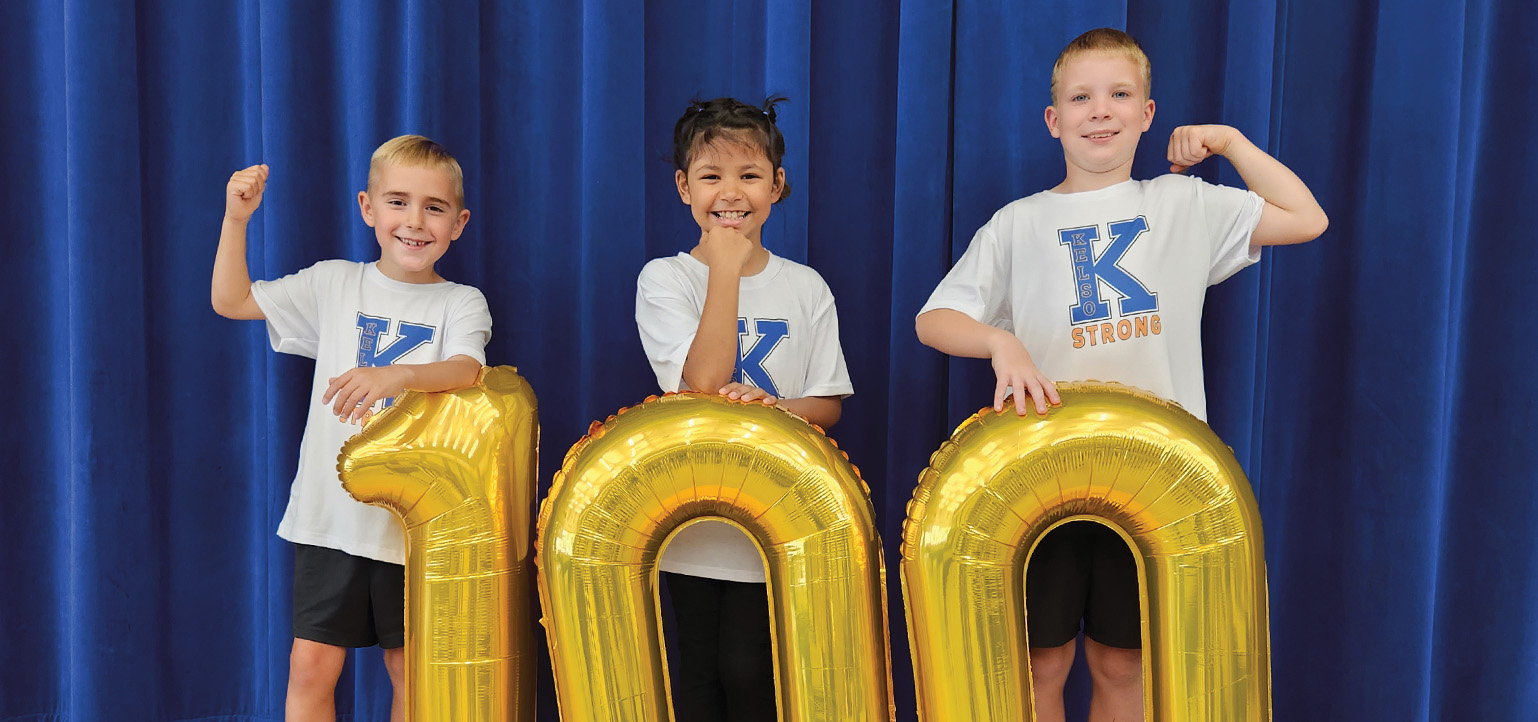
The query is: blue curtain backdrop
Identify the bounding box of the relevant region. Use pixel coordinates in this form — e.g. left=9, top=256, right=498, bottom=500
left=4, top=0, right=1534, bottom=720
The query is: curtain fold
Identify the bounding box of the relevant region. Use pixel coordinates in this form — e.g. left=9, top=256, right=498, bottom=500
left=4, top=1, right=1533, bottom=720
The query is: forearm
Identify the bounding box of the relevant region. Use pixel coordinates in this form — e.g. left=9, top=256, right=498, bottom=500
left=395, top=355, right=483, bottom=393
left=1222, top=134, right=1329, bottom=245
left=777, top=395, right=842, bottom=429
left=682, top=269, right=742, bottom=392
left=211, top=216, right=262, bottom=319
left=915, top=308, right=1016, bottom=359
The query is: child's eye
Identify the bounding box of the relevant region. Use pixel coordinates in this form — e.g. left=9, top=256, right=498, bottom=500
left=1113, top=91, right=1130, bottom=99
left=388, top=199, right=406, bottom=207
left=1072, top=94, right=1088, bottom=102
left=428, top=205, right=444, bottom=213
left=700, top=173, right=720, bottom=181
left=742, top=173, right=760, bottom=180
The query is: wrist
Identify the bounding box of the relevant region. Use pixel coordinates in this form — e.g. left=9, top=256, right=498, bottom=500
left=982, top=327, right=1016, bottom=357
left=706, top=262, right=744, bottom=282
left=223, top=213, right=251, bottom=226
left=1217, top=128, right=1251, bottom=159
left=395, top=365, right=418, bottom=391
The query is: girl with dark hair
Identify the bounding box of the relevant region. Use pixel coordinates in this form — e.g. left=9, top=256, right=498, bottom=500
left=634, top=97, right=852, bottom=721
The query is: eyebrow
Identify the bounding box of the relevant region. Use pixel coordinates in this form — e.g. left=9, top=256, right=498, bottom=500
left=383, top=190, right=452, bottom=206
left=694, top=163, right=768, bottom=172
left=1069, top=81, right=1137, bottom=92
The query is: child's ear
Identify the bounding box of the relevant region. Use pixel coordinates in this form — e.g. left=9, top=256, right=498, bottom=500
left=772, top=167, right=786, bottom=202
left=450, top=208, right=471, bottom=241
left=675, top=169, right=691, bottom=204
left=1141, top=98, right=1156, bottom=131
left=1044, top=104, right=1061, bottom=139
left=358, top=190, right=377, bottom=226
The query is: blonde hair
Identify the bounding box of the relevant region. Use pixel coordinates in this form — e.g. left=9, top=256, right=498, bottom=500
left=366, top=134, right=466, bottom=209
left=1050, top=28, right=1152, bottom=103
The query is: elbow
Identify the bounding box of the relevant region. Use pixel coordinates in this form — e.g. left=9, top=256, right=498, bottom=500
left=1302, top=210, right=1329, bottom=243
left=821, top=402, right=842, bottom=429
left=211, top=295, right=235, bottom=319
left=450, top=356, right=485, bottom=389
left=681, top=370, right=728, bottom=394
left=914, top=314, right=937, bottom=349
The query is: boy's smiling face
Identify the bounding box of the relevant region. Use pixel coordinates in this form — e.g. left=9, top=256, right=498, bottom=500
left=358, top=163, right=470, bottom=283
left=1045, top=50, right=1156, bottom=189
left=675, top=137, right=785, bottom=244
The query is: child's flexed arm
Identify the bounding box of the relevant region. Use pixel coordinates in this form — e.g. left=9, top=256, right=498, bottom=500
left=212, top=164, right=270, bottom=320
left=1168, top=125, right=1329, bottom=247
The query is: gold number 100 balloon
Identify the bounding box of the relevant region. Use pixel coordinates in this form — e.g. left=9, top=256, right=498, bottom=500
left=538, top=393, right=894, bottom=722
left=339, top=366, right=539, bottom=722
left=901, top=382, right=1271, bottom=721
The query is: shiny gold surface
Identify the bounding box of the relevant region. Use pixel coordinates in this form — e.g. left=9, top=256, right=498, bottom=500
left=901, top=382, right=1270, bottom=721
left=339, top=366, right=539, bottom=722
left=538, top=393, right=894, bottom=722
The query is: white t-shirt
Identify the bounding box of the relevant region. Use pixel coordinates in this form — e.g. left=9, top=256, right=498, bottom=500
left=253, top=260, right=491, bottom=564
left=636, top=250, right=854, bottom=582
left=920, top=175, right=1263, bottom=421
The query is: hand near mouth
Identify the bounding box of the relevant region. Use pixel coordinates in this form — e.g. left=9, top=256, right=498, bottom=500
left=693, top=225, right=756, bottom=274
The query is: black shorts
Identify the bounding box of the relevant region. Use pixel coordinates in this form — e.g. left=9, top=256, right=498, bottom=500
left=1024, top=521, right=1141, bottom=649
left=292, top=543, right=405, bottom=649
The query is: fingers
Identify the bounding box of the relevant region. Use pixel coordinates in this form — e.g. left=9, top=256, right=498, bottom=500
left=228, top=165, right=269, bottom=197
left=997, top=374, right=1061, bottom=416
left=227, top=165, right=270, bottom=220
left=1043, top=379, right=1062, bottom=407
left=325, top=371, right=372, bottom=423
left=718, top=383, right=776, bottom=405
left=1167, top=127, right=1211, bottom=173
left=1022, top=378, right=1049, bottom=416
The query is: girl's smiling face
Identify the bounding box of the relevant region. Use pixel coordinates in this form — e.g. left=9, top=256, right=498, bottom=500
left=675, top=137, right=785, bottom=243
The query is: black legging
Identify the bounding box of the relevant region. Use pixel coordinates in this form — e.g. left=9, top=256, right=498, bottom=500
left=663, top=572, right=778, bottom=722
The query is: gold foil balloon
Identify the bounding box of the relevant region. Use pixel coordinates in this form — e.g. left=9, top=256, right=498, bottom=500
left=901, top=382, right=1270, bottom=721
left=537, top=392, right=894, bottom=722
left=338, top=366, right=538, bottom=722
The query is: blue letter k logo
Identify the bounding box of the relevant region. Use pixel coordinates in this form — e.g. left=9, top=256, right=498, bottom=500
left=1059, top=217, right=1158, bottom=324
left=734, top=318, right=788, bottom=397
left=355, top=314, right=435, bottom=368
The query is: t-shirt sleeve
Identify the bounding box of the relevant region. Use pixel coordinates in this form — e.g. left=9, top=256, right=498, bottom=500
left=800, top=280, right=854, bottom=399
left=1199, top=178, right=1266, bottom=285
left=440, top=288, right=492, bottom=364
left=250, top=262, right=326, bottom=359
left=916, top=221, right=1015, bottom=334
left=635, top=260, right=698, bottom=393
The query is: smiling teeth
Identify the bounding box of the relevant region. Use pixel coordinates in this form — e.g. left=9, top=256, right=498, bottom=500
left=399, top=237, right=427, bottom=247
left=715, top=211, right=748, bottom=219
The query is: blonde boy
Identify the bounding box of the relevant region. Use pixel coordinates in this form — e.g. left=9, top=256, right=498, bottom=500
left=916, top=29, right=1326, bottom=722
left=212, top=135, right=491, bottom=722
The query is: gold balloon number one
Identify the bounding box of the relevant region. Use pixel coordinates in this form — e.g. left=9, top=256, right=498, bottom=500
left=902, top=382, right=1271, bottom=722
left=339, top=366, right=539, bottom=722
left=538, top=393, right=895, bottom=722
